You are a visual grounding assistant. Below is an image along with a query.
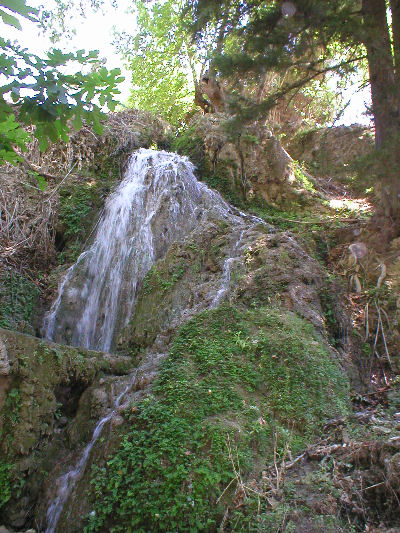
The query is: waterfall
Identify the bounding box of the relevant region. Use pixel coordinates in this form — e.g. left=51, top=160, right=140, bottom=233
left=42, top=148, right=252, bottom=531
left=45, top=370, right=138, bottom=533
left=44, top=149, right=234, bottom=352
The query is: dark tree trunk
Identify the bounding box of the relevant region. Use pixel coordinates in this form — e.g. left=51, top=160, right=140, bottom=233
left=390, top=0, right=400, bottom=87
left=362, top=0, right=397, bottom=148
left=363, top=0, right=400, bottom=231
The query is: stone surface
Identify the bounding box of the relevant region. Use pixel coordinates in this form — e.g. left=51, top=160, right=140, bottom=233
left=0, top=338, right=9, bottom=376
left=190, top=113, right=315, bottom=207
left=0, top=328, right=134, bottom=530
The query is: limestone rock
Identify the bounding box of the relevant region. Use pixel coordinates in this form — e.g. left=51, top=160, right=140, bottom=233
left=189, top=113, right=314, bottom=207
left=0, top=337, right=10, bottom=376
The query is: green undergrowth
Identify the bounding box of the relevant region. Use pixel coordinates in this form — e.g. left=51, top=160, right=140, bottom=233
left=86, top=305, right=349, bottom=532
left=0, top=271, right=39, bottom=334
left=58, top=158, right=119, bottom=264
left=0, top=461, right=12, bottom=510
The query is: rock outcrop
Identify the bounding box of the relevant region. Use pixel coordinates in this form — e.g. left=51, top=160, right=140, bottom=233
left=184, top=113, right=316, bottom=207
left=0, top=328, right=133, bottom=531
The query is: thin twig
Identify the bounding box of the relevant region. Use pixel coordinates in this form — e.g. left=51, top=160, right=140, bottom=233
left=216, top=478, right=236, bottom=505
left=375, top=303, right=392, bottom=370
left=46, top=162, right=78, bottom=201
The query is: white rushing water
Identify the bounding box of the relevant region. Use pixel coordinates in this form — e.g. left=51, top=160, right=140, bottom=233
left=43, top=149, right=255, bottom=531
left=44, top=149, right=234, bottom=352
left=45, top=370, right=138, bottom=533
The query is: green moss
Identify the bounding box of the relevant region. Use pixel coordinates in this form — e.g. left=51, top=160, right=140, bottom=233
left=0, top=271, right=39, bottom=333
left=171, top=125, right=245, bottom=207
left=58, top=157, right=119, bottom=264
left=143, top=257, right=186, bottom=295
left=169, top=124, right=207, bottom=176
left=0, top=332, right=109, bottom=462
left=203, top=162, right=245, bottom=207
left=0, top=461, right=12, bottom=510
left=86, top=305, right=349, bottom=532
left=4, top=388, right=21, bottom=426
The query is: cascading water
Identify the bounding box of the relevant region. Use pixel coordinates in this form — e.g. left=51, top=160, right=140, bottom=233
left=44, top=148, right=235, bottom=352
left=42, top=149, right=243, bottom=532
left=45, top=369, right=138, bottom=533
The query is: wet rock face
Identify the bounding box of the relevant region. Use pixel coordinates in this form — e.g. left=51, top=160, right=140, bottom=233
left=122, top=220, right=328, bottom=353
left=8, top=149, right=355, bottom=531
left=0, top=328, right=133, bottom=531
left=44, top=149, right=239, bottom=353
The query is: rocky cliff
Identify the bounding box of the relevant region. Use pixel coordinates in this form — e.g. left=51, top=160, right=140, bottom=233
left=0, top=113, right=399, bottom=533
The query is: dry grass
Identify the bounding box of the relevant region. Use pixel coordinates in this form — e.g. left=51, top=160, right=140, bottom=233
left=0, top=109, right=168, bottom=271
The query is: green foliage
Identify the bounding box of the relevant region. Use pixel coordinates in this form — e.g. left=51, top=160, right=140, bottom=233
left=0, top=0, right=123, bottom=164
left=169, top=123, right=206, bottom=173
left=5, top=388, right=21, bottom=425
left=59, top=184, right=93, bottom=238
left=0, top=113, right=31, bottom=164
left=57, top=166, right=118, bottom=263
left=86, top=305, right=348, bottom=532
left=115, top=0, right=197, bottom=126
left=0, top=0, right=37, bottom=30
left=185, top=0, right=368, bottom=129
left=0, top=271, right=39, bottom=333
left=0, top=461, right=12, bottom=510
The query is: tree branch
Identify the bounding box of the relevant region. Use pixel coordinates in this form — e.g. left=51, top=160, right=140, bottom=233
left=12, top=147, right=59, bottom=180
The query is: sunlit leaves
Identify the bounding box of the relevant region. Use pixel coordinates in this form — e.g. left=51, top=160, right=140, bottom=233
left=0, top=34, right=124, bottom=163
left=0, top=113, right=31, bottom=163
left=115, top=0, right=197, bottom=126
left=0, top=0, right=124, bottom=164
left=0, top=0, right=37, bottom=29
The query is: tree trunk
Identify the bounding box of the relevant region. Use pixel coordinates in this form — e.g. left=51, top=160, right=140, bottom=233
left=390, top=0, right=400, bottom=87
left=362, top=0, right=397, bottom=148
left=363, top=0, right=400, bottom=231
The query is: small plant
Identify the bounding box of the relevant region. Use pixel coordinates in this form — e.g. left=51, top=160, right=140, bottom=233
left=0, top=461, right=12, bottom=509
left=5, top=388, right=21, bottom=425
left=0, top=272, right=40, bottom=333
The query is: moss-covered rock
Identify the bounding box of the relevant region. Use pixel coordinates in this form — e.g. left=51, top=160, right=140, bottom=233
left=121, top=220, right=329, bottom=354
left=172, top=114, right=317, bottom=209
left=119, top=219, right=233, bottom=351
left=85, top=305, right=349, bottom=532
left=0, top=328, right=133, bottom=530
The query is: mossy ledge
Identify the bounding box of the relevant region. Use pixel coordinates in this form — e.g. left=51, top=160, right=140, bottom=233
left=86, top=304, right=349, bottom=532
left=0, top=328, right=133, bottom=530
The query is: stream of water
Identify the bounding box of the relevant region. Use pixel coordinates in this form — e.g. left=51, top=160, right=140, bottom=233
left=43, top=149, right=240, bottom=530
left=44, top=149, right=233, bottom=352
left=45, top=370, right=138, bottom=533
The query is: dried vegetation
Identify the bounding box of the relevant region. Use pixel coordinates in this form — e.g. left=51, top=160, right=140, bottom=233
left=0, top=109, right=168, bottom=270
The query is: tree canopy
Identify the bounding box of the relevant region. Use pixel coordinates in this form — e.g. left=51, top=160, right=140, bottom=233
left=114, top=0, right=198, bottom=126
left=184, top=0, right=400, bottom=225
left=185, top=1, right=367, bottom=125
left=0, top=0, right=123, bottom=165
